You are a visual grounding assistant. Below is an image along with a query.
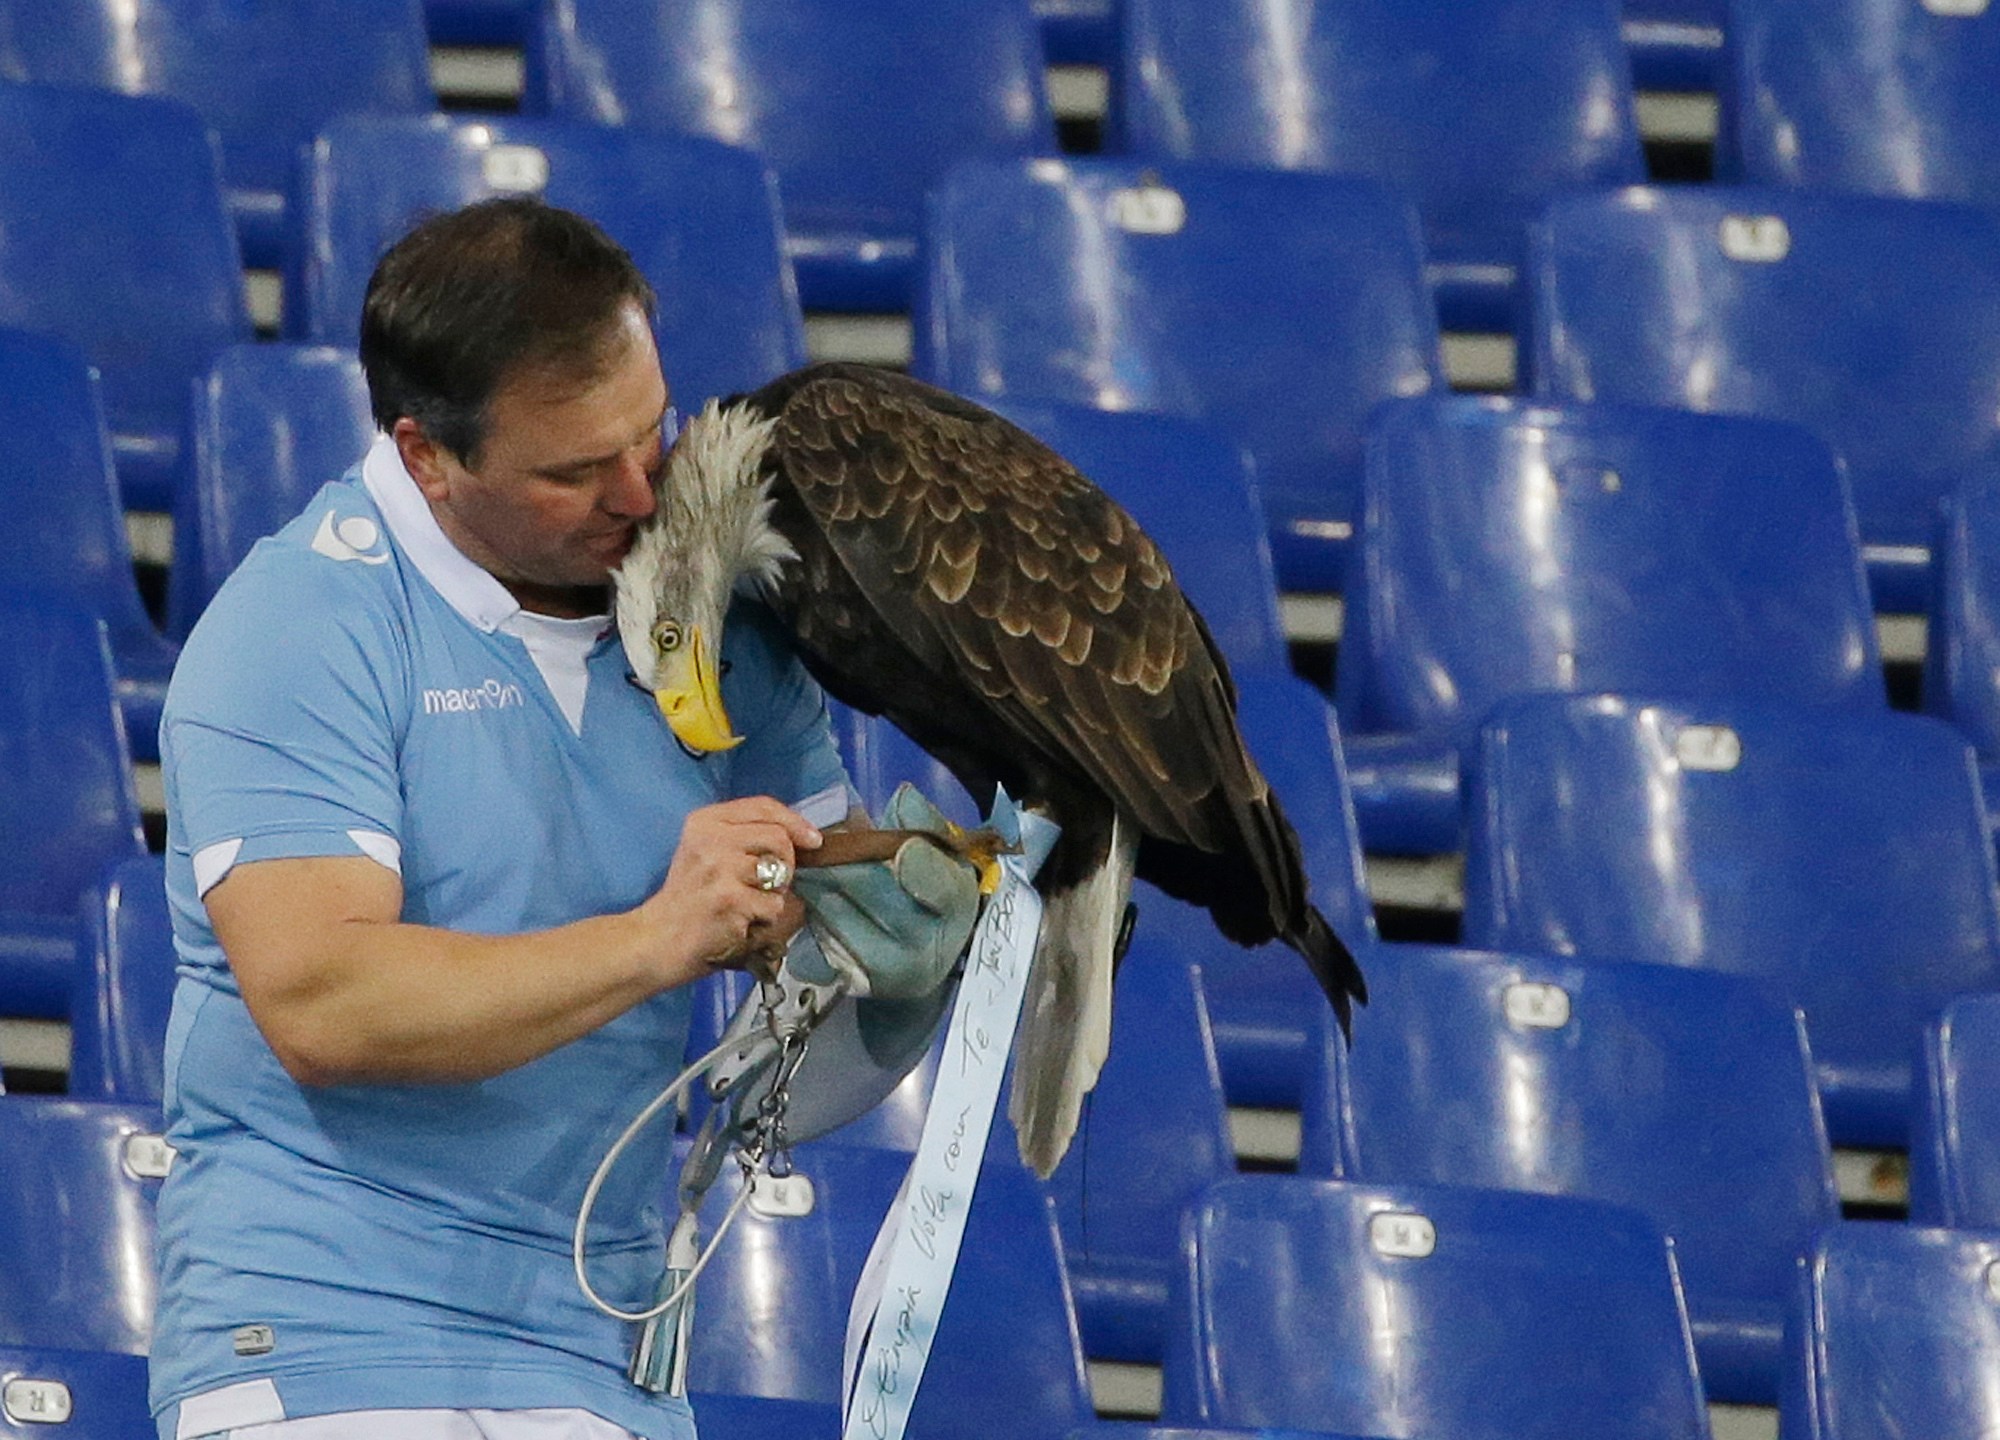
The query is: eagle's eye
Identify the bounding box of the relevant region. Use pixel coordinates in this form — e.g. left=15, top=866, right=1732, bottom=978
left=652, top=621, right=682, bottom=655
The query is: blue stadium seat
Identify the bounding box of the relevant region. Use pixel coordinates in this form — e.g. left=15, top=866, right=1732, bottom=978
left=1720, top=0, right=2000, bottom=204
left=0, top=594, right=147, bottom=1021
left=1923, top=466, right=2000, bottom=769
left=0, top=0, right=434, bottom=269
left=1525, top=186, right=2000, bottom=613
left=687, top=1394, right=839, bottom=1440
left=0, top=84, right=251, bottom=512
left=1623, top=0, right=1725, bottom=92
left=1909, top=993, right=2000, bottom=1228
left=0, top=331, right=178, bottom=760
left=982, top=401, right=1290, bottom=680
left=1339, top=394, right=1882, bottom=854
left=1781, top=1222, right=2000, bottom=1440
left=525, top=0, right=1057, bottom=312
left=287, top=114, right=806, bottom=415
left=170, top=344, right=374, bottom=640
left=1316, top=944, right=1837, bottom=1403
left=0, top=1344, right=150, bottom=1438
left=0, top=1098, right=167, bottom=1355
left=1047, top=924, right=1235, bottom=1364
left=1162, top=1177, right=1709, bottom=1439
left=1037, top=0, right=1116, bottom=65
left=66, top=856, right=173, bottom=1106
left=916, top=158, right=1445, bottom=593
left=687, top=1141, right=1092, bottom=1440
left=1069, top=1431, right=1381, bottom=1440
left=1112, top=0, right=1645, bottom=334
left=1462, top=694, right=2000, bottom=1147
left=424, top=0, right=535, bottom=46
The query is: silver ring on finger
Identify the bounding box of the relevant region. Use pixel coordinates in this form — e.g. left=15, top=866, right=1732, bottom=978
left=753, top=855, right=792, bottom=893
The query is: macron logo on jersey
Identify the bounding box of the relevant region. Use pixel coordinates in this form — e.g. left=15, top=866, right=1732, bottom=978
left=423, top=678, right=527, bottom=716
left=312, top=510, right=390, bottom=565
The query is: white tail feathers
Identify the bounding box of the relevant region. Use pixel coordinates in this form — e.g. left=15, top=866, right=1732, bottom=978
left=1008, top=812, right=1139, bottom=1178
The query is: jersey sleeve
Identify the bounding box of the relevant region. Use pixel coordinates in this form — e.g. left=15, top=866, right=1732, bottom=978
left=718, top=597, right=854, bottom=827
left=162, top=555, right=410, bottom=895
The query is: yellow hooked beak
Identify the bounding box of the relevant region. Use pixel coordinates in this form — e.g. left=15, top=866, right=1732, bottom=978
left=655, top=624, right=743, bottom=752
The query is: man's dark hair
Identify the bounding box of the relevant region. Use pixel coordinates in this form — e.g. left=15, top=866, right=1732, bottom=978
left=359, top=197, right=657, bottom=464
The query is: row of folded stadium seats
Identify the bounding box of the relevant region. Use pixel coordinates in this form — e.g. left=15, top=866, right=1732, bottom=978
left=5, top=67, right=2000, bottom=611
left=425, top=0, right=1728, bottom=89
left=8, top=1085, right=2000, bottom=1439
left=4, top=0, right=1996, bottom=319
left=24, top=636, right=2000, bottom=1401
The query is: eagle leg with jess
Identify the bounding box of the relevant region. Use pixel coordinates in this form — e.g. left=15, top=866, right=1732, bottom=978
left=613, top=361, right=1367, bottom=1177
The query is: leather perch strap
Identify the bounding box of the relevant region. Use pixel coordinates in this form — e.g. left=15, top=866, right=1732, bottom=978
left=795, top=827, right=1016, bottom=870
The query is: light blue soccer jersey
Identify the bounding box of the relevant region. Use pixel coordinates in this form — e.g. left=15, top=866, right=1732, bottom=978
left=151, top=437, right=850, bottom=1440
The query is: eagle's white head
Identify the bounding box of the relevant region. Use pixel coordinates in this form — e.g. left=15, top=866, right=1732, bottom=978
left=613, top=398, right=795, bottom=751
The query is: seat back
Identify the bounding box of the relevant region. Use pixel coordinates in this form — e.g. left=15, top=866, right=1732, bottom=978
left=1923, top=466, right=2000, bottom=758
left=1910, top=993, right=2000, bottom=1228
left=1338, top=395, right=1882, bottom=740
left=0, top=84, right=249, bottom=509
left=1524, top=186, right=2000, bottom=610
left=0, top=1344, right=151, bottom=1438
left=1046, top=916, right=1235, bottom=1361
left=1115, top=0, right=1644, bottom=330
left=984, top=401, right=1290, bottom=680
left=916, top=158, right=1444, bottom=592
left=1164, top=1176, right=1709, bottom=1439
left=172, top=344, right=374, bottom=638
left=0, top=1099, right=168, bottom=1354
left=0, top=0, right=433, bottom=263
left=1462, top=693, right=2000, bottom=1147
left=289, top=115, right=805, bottom=415
left=1782, top=1222, right=2000, bottom=1440
left=1068, top=1431, right=1374, bottom=1440
left=67, top=856, right=174, bottom=1105
left=688, top=1141, right=1092, bottom=1440
left=527, top=0, right=1055, bottom=310
left=1624, top=0, right=1725, bottom=91
left=1326, top=943, right=1836, bottom=1399
left=686, top=1394, right=841, bottom=1440
left=0, top=332, right=163, bottom=649
left=0, top=595, right=145, bottom=924
left=1722, top=0, right=2000, bottom=203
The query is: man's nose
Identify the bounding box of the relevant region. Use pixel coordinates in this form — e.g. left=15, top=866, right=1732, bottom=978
left=604, top=446, right=657, bottom=518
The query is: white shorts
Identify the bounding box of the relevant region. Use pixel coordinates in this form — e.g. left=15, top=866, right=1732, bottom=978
left=214, top=1410, right=638, bottom=1440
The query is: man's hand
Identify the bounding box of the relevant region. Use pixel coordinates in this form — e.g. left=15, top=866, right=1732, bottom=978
left=789, top=784, right=984, bottom=999
left=637, top=796, right=824, bottom=983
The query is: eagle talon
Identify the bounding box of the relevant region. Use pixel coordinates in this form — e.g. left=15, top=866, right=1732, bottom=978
left=942, top=819, right=1016, bottom=896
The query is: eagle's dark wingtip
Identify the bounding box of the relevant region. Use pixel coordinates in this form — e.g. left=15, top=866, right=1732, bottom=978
left=1297, top=908, right=1368, bottom=1046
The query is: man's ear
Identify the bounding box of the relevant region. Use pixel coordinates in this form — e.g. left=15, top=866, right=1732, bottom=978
left=392, top=418, right=453, bottom=503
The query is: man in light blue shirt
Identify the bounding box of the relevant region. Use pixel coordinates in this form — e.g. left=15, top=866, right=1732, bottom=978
left=151, top=199, right=850, bottom=1440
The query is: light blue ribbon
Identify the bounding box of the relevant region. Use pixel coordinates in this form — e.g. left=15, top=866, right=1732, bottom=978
left=840, top=787, right=1058, bottom=1440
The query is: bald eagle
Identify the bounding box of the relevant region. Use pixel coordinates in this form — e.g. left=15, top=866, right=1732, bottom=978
left=614, top=363, right=1365, bottom=1176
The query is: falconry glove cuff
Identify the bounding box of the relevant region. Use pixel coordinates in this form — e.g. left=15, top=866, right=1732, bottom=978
left=788, top=783, right=983, bottom=1000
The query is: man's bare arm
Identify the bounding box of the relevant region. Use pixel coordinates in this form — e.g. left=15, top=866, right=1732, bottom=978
left=206, top=796, right=822, bottom=1087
